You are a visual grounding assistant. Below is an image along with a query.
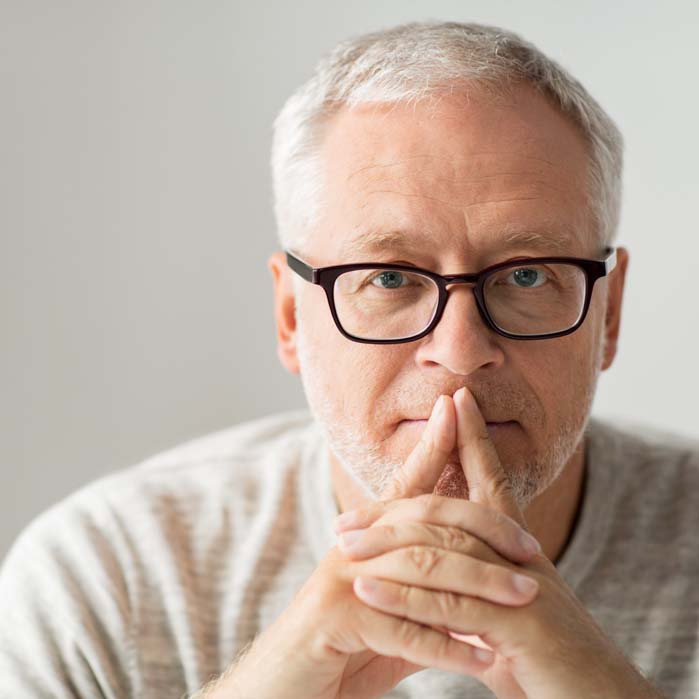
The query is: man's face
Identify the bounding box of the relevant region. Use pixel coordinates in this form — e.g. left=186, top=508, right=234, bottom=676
left=272, top=83, right=627, bottom=508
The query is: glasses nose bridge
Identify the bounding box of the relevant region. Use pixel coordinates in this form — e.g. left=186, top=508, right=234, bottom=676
left=438, top=272, right=484, bottom=320
left=430, top=271, right=490, bottom=340
left=441, top=271, right=481, bottom=291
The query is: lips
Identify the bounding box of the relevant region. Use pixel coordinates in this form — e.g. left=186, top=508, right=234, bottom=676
left=485, top=421, right=518, bottom=431
left=401, top=419, right=518, bottom=432
left=402, top=419, right=516, bottom=426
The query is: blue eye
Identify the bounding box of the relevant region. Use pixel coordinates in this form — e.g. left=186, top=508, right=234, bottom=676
left=507, top=267, right=547, bottom=288
left=371, top=270, right=406, bottom=289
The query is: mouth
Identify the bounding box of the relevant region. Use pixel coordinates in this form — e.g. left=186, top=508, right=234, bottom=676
left=401, top=419, right=518, bottom=433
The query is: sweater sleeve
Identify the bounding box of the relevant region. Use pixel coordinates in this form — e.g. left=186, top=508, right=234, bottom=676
left=0, top=491, right=136, bottom=698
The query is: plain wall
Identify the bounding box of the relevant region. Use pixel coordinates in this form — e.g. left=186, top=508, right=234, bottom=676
left=2, top=0, right=698, bottom=560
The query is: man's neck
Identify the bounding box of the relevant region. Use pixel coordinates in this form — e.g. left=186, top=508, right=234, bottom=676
left=330, top=436, right=588, bottom=566
left=525, top=438, right=587, bottom=565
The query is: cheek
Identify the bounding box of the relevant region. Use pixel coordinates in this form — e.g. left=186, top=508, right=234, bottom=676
left=298, top=301, right=405, bottom=413
left=344, top=349, right=404, bottom=405
left=521, top=327, right=601, bottom=419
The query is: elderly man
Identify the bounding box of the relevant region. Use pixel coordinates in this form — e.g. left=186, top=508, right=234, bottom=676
left=1, top=20, right=696, bottom=699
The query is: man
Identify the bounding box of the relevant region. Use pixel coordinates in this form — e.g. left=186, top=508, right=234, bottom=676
left=1, top=20, right=697, bottom=699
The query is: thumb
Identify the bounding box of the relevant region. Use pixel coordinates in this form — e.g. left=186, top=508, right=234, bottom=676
left=453, top=386, right=529, bottom=531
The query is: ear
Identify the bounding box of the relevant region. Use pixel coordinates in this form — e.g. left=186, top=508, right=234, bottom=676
left=600, top=246, right=630, bottom=371
left=268, top=251, right=301, bottom=374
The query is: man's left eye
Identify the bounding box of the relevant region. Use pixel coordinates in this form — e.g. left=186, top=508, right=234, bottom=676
left=507, top=267, right=548, bottom=288
left=370, top=270, right=406, bottom=289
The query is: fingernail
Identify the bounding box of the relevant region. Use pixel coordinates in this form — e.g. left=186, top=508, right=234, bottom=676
left=473, top=646, right=495, bottom=664
left=512, top=573, right=539, bottom=596
left=338, top=529, right=365, bottom=551
left=334, top=511, right=357, bottom=532
left=356, top=576, right=378, bottom=594
left=518, top=530, right=542, bottom=556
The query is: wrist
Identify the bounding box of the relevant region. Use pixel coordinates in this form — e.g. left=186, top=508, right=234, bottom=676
left=200, top=624, right=345, bottom=699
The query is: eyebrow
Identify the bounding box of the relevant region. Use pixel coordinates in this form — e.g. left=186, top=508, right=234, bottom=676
left=338, top=226, right=577, bottom=260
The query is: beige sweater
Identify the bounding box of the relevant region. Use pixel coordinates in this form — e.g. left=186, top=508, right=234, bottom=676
left=1, top=410, right=698, bottom=698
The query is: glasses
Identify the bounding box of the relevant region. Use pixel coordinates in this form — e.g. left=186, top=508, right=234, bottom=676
left=285, top=247, right=617, bottom=344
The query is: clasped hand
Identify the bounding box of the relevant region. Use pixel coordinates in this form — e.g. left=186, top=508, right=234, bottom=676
left=332, top=387, right=660, bottom=699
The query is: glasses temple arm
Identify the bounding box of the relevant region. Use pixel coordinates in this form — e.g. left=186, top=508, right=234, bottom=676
left=285, top=251, right=315, bottom=282
left=604, top=247, right=617, bottom=275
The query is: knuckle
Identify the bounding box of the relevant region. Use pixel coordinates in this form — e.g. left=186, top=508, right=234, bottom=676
left=380, top=523, right=400, bottom=545
left=475, top=505, right=529, bottom=557
left=474, top=560, right=501, bottom=589
left=490, top=509, right=526, bottom=548
left=489, top=473, right=515, bottom=501
left=476, top=426, right=491, bottom=443
left=397, top=581, right=413, bottom=613
left=435, top=524, right=465, bottom=552
left=432, top=522, right=483, bottom=558
left=489, top=507, right=509, bottom=529
left=386, top=471, right=411, bottom=498
left=369, top=501, right=389, bottom=520
left=461, top=534, right=485, bottom=559
left=419, top=427, right=443, bottom=458
left=397, top=617, right=422, bottom=650
left=406, top=545, right=442, bottom=578
left=437, top=628, right=460, bottom=663
left=435, top=589, right=461, bottom=620
left=416, top=493, right=442, bottom=521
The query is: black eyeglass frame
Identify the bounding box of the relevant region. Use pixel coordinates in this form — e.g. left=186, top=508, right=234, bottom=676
left=285, top=247, right=618, bottom=344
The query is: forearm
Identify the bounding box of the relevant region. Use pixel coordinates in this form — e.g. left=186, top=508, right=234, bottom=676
left=190, top=640, right=254, bottom=699
left=189, top=622, right=343, bottom=699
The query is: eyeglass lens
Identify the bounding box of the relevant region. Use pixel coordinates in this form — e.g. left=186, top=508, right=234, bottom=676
left=332, top=263, right=587, bottom=340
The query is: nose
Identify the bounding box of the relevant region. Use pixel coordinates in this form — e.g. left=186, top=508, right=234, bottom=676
left=413, top=283, right=506, bottom=375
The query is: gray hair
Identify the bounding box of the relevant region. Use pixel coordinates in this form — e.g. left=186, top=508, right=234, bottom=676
left=271, top=20, right=623, bottom=266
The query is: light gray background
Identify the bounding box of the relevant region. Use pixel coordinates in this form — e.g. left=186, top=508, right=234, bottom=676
left=2, top=0, right=698, bottom=561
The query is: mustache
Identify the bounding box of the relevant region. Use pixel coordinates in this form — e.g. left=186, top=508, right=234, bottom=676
left=394, top=383, right=532, bottom=423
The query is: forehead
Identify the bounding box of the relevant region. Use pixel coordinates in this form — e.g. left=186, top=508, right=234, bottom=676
left=315, top=84, right=593, bottom=262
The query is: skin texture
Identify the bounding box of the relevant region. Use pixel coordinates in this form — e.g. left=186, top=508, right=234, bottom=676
left=267, top=81, right=629, bottom=567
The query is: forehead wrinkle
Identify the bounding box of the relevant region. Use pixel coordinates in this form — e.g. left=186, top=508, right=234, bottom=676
left=345, top=153, right=452, bottom=188
left=347, top=158, right=563, bottom=184
left=364, top=189, right=462, bottom=208
left=464, top=196, right=540, bottom=207
left=338, top=225, right=577, bottom=260
left=501, top=229, right=571, bottom=252
left=346, top=158, right=575, bottom=204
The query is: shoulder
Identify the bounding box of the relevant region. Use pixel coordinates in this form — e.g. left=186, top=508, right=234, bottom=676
left=134, top=408, right=315, bottom=469
left=0, top=409, right=318, bottom=694
left=586, top=414, right=699, bottom=506
left=84, top=407, right=316, bottom=513
left=1, top=408, right=318, bottom=589
left=587, top=414, right=699, bottom=467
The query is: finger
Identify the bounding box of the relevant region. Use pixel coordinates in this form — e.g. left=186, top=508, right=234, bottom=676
left=379, top=394, right=456, bottom=500
left=354, top=596, right=496, bottom=676
left=354, top=575, right=523, bottom=646
left=337, top=504, right=541, bottom=564
left=333, top=497, right=404, bottom=534
left=355, top=546, right=540, bottom=607
left=454, top=387, right=529, bottom=531
left=339, top=653, right=425, bottom=698
left=355, top=578, right=529, bottom=699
